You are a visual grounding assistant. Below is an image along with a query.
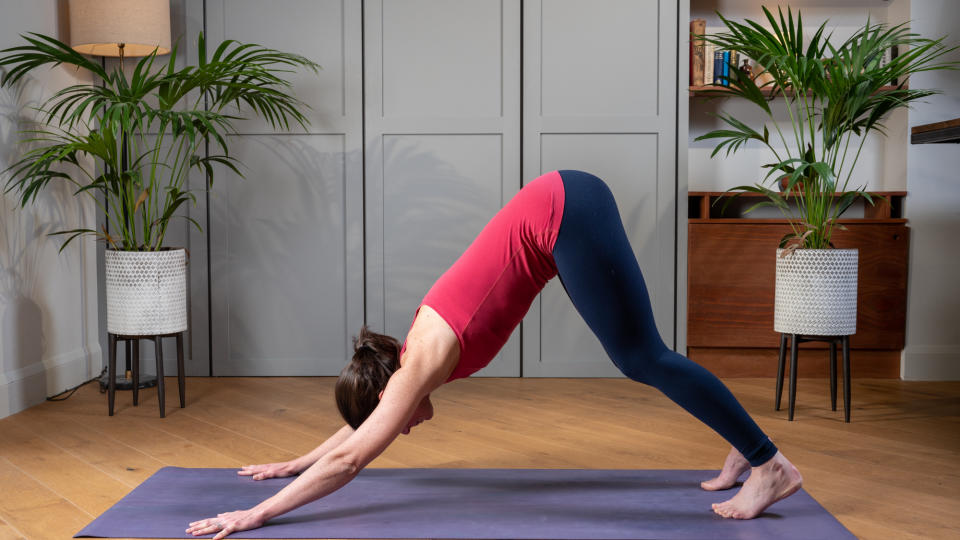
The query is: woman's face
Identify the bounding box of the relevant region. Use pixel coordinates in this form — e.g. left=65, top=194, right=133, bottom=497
left=401, top=394, right=434, bottom=435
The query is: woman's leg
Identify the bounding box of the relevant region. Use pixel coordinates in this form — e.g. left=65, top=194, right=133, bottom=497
left=552, top=171, right=801, bottom=519
left=552, top=170, right=777, bottom=466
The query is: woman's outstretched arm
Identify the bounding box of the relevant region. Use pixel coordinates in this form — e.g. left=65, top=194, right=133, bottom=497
left=185, top=362, right=442, bottom=539
left=237, top=424, right=356, bottom=480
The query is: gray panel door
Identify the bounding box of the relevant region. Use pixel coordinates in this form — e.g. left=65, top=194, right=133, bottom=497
left=522, top=0, right=678, bottom=377
left=203, top=0, right=364, bottom=375
left=364, top=0, right=522, bottom=376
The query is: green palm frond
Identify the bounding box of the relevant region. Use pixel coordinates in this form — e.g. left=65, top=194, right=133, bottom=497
left=0, top=31, right=319, bottom=251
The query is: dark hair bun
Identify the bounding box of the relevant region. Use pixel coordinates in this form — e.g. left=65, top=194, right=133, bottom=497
left=353, top=326, right=398, bottom=355
left=353, top=338, right=374, bottom=354
left=337, top=326, right=402, bottom=429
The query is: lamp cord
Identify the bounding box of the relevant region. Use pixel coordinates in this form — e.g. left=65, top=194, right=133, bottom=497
left=46, top=368, right=106, bottom=402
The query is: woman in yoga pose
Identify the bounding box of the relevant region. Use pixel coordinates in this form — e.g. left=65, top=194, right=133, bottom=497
left=187, top=170, right=802, bottom=539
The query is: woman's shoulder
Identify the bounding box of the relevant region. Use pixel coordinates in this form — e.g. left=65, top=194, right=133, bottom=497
left=400, top=305, right=461, bottom=383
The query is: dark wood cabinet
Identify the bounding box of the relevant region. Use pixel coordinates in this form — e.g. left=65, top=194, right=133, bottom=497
left=686, top=192, right=908, bottom=378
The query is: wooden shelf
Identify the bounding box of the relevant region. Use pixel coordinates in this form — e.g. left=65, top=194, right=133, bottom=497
left=689, top=218, right=908, bottom=224
left=690, top=191, right=907, bottom=197
left=689, top=84, right=902, bottom=98
left=911, top=118, right=960, bottom=144
left=688, top=191, right=907, bottom=220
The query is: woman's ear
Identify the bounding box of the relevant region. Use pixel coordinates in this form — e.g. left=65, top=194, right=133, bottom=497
left=378, top=390, right=384, bottom=400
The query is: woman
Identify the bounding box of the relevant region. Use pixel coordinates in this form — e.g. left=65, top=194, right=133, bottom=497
left=187, top=170, right=802, bottom=539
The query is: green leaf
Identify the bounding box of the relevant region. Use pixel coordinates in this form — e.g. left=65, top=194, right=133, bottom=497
left=809, top=162, right=837, bottom=192
left=833, top=191, right=859, bottom=218
left=48, top=228, right=96, bottom=252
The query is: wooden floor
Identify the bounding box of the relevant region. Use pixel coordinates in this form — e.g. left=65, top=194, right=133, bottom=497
left=0, top=376, right=958, bottom=539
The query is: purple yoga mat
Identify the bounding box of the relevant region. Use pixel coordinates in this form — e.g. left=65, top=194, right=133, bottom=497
left=76, top=467, right=854, bottom=539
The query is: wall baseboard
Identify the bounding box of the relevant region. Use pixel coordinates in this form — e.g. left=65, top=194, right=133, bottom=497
left=0, top=345, right=102, bottom=419
left=901, top=345, right=960, bottom=381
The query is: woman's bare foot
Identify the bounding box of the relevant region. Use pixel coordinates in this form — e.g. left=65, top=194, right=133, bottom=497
left=712, top=451, right=802, bottom=519
left=701, top=446, right=750, bottom=491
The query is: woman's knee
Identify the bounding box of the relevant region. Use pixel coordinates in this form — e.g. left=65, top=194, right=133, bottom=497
left=609, top=342, right=672, bottom=385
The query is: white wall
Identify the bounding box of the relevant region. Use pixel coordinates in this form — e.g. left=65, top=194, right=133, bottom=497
left=903, top=0, right=960, bottom=380
left=0, top=0, right=101, bottom=418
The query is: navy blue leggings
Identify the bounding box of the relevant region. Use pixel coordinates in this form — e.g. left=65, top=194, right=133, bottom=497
left=552, top=170, right=777, bottom=467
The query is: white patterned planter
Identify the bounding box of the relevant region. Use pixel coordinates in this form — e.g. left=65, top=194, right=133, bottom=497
left=774, top=248, right=858, bottom=336
left=105, top=248, right=187, bottom=335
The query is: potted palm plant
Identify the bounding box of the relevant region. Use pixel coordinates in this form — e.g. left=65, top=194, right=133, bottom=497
left=695, top=6, right=955, bottom=337
left=1, top=33, right=317, bottom=338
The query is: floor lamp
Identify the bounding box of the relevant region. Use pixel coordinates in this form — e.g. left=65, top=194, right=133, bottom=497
left=68, top=0, right=172, bottom=391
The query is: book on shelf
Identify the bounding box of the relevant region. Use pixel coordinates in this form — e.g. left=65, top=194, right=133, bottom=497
left=688, top=20, right=900, bottom=93
left=690, top=18, right=706, bottom=86
left=703, top=43, right=714, bottom=87
left=713, top=49, right=724, bottom=85
left=723, top=50, right=731, bottom=86
left=690, top=20, right=764, bottom=90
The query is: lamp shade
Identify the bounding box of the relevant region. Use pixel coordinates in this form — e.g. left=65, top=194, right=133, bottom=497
left=69, top=0, right=171, bottom=57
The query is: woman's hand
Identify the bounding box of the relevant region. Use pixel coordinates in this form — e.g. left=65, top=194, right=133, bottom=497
left=237, top=461, right=299, bottom=481
left=186, top=508, right=265, bottom=539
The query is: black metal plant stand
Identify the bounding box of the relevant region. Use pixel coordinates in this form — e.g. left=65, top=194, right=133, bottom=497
left=776, top=333, right=852, bottom=422
left=106, top=332, right=185, bottom=418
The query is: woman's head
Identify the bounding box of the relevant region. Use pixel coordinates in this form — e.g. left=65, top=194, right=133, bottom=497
left=336, top=326, right=401, bottom=429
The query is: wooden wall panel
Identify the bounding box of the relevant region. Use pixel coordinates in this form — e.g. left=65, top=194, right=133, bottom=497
left=687, top=220, right=908, bottom=377
left=688, top=347, right=901, bottom=378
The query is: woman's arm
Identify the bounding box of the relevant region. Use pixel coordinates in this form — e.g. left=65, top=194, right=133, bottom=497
left=186, top=363, right=441, bottom=539
left=289, top=424, right=357, bottom=472
left=238, top=424, right=355, bottom=480
left=254, top=364, right=437, bottom=517
left=188, top=306, right=459, bottom=538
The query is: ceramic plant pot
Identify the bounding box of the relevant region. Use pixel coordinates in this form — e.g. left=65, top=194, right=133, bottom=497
left=104, top=248, right=187, bottom=335
left=774, top=248, right=858, bottom=336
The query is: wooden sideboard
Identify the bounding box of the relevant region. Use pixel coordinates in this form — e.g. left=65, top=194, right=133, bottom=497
left=686, top=192, right=908, bottom=378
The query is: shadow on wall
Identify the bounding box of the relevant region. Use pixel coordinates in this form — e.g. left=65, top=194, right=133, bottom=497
left=210, top=135, right=348, bottom=370
left=0, top=68, right=86, bottom=411
left=206, top=134, right=492, bottom=373
left=378, top=137, right=500, bottom=337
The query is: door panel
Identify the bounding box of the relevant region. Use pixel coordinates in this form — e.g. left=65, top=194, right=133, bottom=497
left=210, top=135, right=348, bottom=376
left=381, top=0, right=504, bottom=118
left=365, top=0, right=522, bottom=376
left=218, top=0, right=348, bottom=133
left=540, top=0, right=660, bottom=117
left=523, top=0, right=678, bottom=377
left=203, top=0, right=363, bottom=375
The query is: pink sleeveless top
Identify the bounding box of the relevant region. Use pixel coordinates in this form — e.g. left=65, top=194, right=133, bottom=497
left=402, top=171, right=565, bottom=381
